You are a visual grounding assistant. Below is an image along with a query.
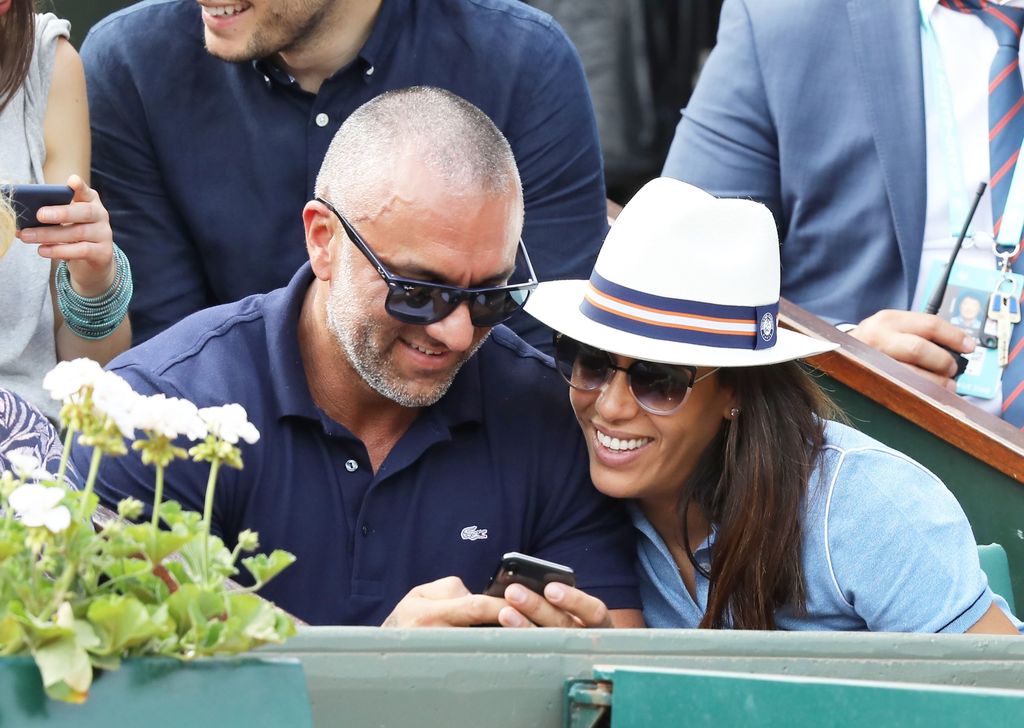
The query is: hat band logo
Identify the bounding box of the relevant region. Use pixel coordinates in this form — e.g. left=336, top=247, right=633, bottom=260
left=581, top=272, right=778, bottom=350
left=760, top=312, right=775, bottom=342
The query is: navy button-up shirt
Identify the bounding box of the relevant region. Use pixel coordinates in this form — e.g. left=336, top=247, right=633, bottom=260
left=73, top=265, right=639, bottom=625
left=81, top=0, right=608, bottom=352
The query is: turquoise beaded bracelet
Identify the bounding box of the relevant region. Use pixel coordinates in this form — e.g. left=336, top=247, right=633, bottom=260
left=54, top=244, right=133, bottom=340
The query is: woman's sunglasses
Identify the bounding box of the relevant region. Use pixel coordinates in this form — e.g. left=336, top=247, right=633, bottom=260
left=553, top=334, right=717, bottom=415
left=316, top=197, right=538, bottom=327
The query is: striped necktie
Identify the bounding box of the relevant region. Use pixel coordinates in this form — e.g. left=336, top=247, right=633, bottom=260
left=940, top=0, right=1024, bottom=232
left=939, top=1, right=1024, bottom=425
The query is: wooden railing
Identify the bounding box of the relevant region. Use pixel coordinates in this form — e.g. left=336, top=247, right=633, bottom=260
left=780, top=299, right=1024, bottom=484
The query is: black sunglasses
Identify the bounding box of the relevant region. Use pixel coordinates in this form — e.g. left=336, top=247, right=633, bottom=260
left=316, top=197, right=538, bottom=327
left=553, top=334, right=717, bottom=415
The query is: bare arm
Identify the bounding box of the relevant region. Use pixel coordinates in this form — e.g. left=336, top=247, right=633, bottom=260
left=965, top=602, right=1020, bottom=635
left=39, top=38, right=130, bottom=364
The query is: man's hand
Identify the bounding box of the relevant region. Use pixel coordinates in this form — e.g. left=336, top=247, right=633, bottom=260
left=496, top=583, right=614, bottom=628
left=382, top=576, right=506, bottom=627
left=849, top=310, right=975, bottom=391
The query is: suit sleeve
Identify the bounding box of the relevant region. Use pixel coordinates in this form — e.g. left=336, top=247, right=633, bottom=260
left=81, top=25, right=210, bottom=344
left=661, top=0, right=785, bottom=232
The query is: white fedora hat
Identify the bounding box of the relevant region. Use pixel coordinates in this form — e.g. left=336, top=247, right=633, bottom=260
left=524, top=178, right=838, bottom=367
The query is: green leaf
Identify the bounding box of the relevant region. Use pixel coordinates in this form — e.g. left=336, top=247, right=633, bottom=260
left=120, top=522, right=192, bottom=563
left=177, top=533, right=238, bottom=584
left=0, top=534, right=22, bottom=560
left=32, top=634, right=93, bottom=703
left=86, top=595, right=172, bottom=656
left=102, top=557, right=152, bottom=581
left=9, top=602, right=75, bottom=643
left=241, top=550, right=296, bottom=585
left=157, top=501, right=203, bottom=531
left=0, top=613, right=26, bottom=655
left=165, top=584, right=227, bottom=634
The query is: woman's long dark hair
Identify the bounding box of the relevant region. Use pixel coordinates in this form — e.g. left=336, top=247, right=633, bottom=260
left=679, top=362, right=839, bottom=630
left=0, top=0, right=35, bottom=114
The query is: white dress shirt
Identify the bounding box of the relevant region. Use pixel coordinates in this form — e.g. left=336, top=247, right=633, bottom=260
left=917, top=0, right=1024, bottom=412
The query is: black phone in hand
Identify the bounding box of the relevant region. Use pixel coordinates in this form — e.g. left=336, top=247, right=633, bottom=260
left=1, top=184, right=74, bottom=229
left=484, top=552, right=576, bottom=598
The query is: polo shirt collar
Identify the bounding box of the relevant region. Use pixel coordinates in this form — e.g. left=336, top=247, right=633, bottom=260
left=250, top=0, right=406, bottom=86
left=263, top=263, right=320, bottom=421
left=262, top=262, right=484, bottom=430
left=424, top=340, right=485, bottom=429
left=628, top=502, right=717, bottom=559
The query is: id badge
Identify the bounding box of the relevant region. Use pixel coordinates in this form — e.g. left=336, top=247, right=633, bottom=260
left=920, top=262, right=1024, bottom=399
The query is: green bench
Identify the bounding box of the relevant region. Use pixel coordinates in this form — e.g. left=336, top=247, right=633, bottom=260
left=565, top=665, right=1024, bottom=728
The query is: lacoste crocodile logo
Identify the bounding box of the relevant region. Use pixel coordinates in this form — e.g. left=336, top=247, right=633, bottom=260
left=460, top=525, right=488, bottom=541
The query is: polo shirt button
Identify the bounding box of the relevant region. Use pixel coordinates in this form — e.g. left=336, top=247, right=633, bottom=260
left=362, top=525, right=369, bottom=537
left=365, top=65, right=375, bottom=76
left=345, top=459, right=358, bottom=472
left=315, top=112, right=330, bottom=127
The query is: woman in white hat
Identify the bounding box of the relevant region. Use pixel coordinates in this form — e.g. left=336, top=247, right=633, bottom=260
left=524, top=178, right=1020, bottom=633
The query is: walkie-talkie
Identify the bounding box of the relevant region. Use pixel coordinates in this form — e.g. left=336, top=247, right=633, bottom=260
left=924, top=182, right=987, bottom=379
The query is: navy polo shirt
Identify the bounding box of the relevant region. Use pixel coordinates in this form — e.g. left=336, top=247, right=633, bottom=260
left=72, top=265, right=639, bottom=625
left=81, top=0, right=608, bottom=352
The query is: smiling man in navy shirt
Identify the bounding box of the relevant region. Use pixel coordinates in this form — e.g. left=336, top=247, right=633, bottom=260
left=73, top=88, right=641, bottom=628
left=80, top=0, right=608, bottom=354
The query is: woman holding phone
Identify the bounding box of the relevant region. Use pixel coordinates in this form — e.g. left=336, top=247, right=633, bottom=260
left=0, top=3, right=129, bottom=421
left=520, top=178, right=1021, bottom=634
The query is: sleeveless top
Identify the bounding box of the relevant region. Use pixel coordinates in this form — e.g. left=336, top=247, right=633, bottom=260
left=0, top=14, right=71, bottom=421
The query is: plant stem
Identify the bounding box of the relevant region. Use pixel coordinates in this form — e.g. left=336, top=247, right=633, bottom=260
left=75, top=448, right=104, bottom=522
left=55, top=426, right=76, bottom=489
left=201, top=459, right=221, bottom=587
left=150, top=463, right=165, bottom=556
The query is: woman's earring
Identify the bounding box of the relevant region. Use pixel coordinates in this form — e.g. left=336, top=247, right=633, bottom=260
left=729, top=407, right=741, bottom=419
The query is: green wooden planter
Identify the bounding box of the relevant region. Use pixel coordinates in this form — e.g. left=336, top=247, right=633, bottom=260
left=0, top=656, right=312, bottom=727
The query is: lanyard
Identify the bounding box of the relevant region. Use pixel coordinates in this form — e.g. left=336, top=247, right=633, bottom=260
left=919, top=0, right=1024, bottom=254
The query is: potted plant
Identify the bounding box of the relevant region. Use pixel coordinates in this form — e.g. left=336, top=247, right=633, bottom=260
left=0, top=359, right=305, bottom=717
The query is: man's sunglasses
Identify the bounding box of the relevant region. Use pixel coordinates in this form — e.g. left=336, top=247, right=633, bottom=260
left=553, top=334, right=717, bottom=415
left=316, top=197, right=538, bottom=327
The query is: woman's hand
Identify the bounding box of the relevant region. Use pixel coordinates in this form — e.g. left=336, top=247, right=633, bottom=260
left=497, top=582, right=614, bottom=628
left=18, top=174, right=115, bottom=297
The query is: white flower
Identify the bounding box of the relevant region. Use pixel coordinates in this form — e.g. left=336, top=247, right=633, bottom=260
left=6, top=451, right=52, bottom=482
left=42, top=358, right=105, bottom=402
left=8, top=483, right=72, bottom=533
left=90, top=371, right=141, bottom=438
left=133, top=394, right=208, bottom=441
left=198, top=403, right=260, bottom=445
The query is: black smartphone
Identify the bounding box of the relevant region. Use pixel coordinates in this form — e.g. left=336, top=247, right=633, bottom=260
left=0, top=184, right=74, bottom=229
left=484, top=552, right=576, bottom=598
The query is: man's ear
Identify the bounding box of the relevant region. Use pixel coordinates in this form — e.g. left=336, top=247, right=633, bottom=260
left=303, top=201, right=334, bottom=281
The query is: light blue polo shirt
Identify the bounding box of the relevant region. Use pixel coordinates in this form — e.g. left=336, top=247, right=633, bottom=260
left=634, top=421, right=1023, bottom=633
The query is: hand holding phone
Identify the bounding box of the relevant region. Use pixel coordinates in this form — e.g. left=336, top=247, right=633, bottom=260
left=484, top=552, right=575, bottom=598
left=6, top=176, right=119, bottom=299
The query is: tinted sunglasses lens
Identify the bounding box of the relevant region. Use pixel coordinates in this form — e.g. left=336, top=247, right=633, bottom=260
left=467, top=289, right=526, bottom=327
left=629, top=361, right=694, bottom=413
left=385, top=285, right=456, bottom=324
left=555, top=337, right=609, bottom=390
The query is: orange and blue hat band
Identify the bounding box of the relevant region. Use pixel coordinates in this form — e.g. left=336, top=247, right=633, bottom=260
left=580, top=272, right=778, bottom=350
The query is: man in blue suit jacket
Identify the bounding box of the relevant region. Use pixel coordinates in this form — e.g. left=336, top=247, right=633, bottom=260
left=662, top=0, right=972, bottom=391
